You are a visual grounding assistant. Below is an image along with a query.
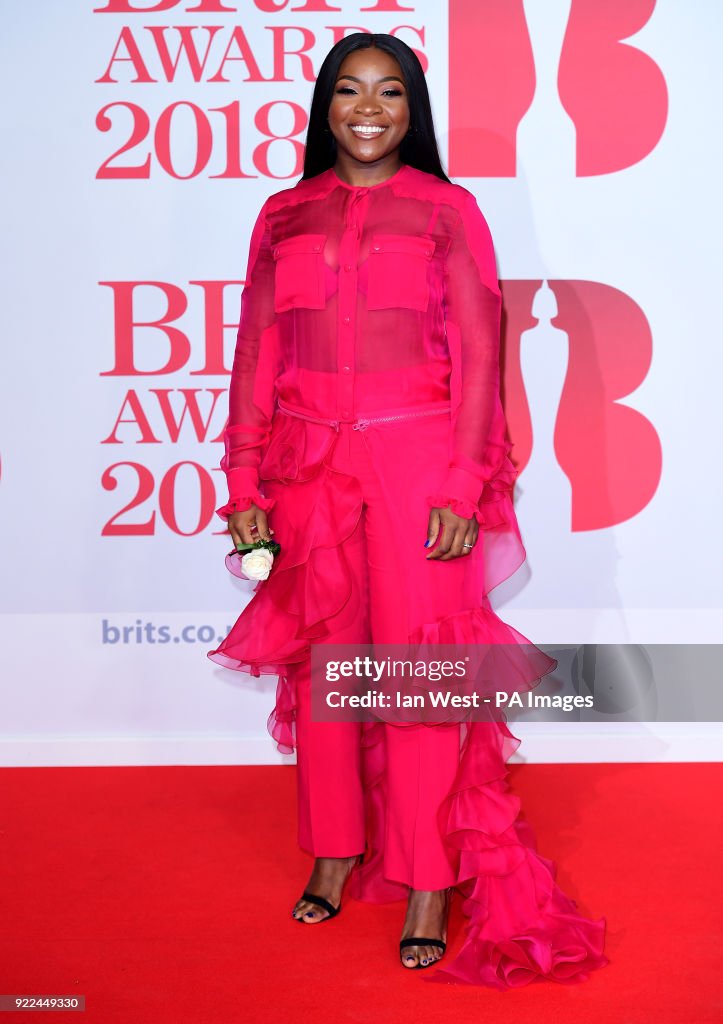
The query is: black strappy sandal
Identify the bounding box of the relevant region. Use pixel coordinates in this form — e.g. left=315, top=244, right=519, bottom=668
left=399, top=937, right=447, bottom=968
left=293, top=852, right=364, bottom=924
left=399, top=886, right=452, bottom=967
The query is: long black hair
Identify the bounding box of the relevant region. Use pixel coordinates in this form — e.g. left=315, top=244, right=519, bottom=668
left=302, top=33, right=451, bottom=183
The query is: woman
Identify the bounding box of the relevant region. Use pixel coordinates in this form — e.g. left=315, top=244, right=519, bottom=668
left=208, top=33, right=608, bottom=988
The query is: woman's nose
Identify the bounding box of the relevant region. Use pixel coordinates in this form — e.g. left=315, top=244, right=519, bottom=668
left=355, top=98, right=382, bottom=115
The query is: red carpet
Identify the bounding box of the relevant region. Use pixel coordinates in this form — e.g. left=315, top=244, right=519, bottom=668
left=0, top=762, right=720, bottom=1023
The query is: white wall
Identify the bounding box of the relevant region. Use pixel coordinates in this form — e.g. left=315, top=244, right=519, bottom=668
left=1, top=0, right=721, bottom=764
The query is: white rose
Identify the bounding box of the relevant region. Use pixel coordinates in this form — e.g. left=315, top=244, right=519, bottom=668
left=240, top=547, right=274, bottom=580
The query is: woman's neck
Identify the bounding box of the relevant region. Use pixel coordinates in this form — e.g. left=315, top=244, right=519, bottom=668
left=332, top=153, right=403, bottom=188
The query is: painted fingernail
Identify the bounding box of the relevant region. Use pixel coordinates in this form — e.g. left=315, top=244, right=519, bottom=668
left=423, top=539, right=430, bottom=547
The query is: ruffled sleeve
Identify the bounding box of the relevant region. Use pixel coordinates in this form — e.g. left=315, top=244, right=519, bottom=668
left=215, top=492, right=277, bottom=523
left=431, top=190, right=515, bottom=525
left=216, top=196, right=281, bottom=522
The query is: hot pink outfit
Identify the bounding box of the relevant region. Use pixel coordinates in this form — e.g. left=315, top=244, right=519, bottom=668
left=208, top=163, right=608, bottom=988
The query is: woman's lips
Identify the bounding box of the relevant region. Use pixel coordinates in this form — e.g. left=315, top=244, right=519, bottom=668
left=349, top=124, right=388, bottom=138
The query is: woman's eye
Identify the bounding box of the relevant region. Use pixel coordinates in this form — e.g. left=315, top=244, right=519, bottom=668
left=334, top=86, right=404, bottom=97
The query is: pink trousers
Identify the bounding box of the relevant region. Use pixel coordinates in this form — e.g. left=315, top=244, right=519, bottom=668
left=290, top=420, right=462, bottom=889
left=210, top=412, right=609, bottom=987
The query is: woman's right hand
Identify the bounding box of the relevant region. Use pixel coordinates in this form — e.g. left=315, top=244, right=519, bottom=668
left=228, top=505, right=274, bottom=548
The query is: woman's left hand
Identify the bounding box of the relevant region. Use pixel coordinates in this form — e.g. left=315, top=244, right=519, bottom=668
left=425, top=506, right=478, bottom=560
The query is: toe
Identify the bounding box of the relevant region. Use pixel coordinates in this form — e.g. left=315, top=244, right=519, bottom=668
left=401, top=946, right=420, bottom=968
left=292, top=899, right=317, bottom=922
left=302, top=903, right=329, bottom=924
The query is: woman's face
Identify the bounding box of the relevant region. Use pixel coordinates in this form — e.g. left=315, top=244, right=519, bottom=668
left=327, top=47, right=411, bottom=169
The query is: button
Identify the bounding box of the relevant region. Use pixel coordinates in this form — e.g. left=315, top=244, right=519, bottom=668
left=313, top=245, right=320, bottom=251
left=425, top=250, right=432, bottom=257
left=342, top=366, right=351, bottom=374
left=342, top=316, right=351, bottom=325
left=373, top=245, right=381, bottom=251
left=344, top=264, right=352, bottom=272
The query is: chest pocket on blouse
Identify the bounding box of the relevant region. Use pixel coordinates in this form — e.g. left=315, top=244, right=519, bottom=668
left=366, top=233, right=436, bottom=312
left=272, top=233, right=327, bottom=313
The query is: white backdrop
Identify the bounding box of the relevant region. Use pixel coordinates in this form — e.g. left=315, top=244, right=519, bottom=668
left=1, top=0, right=721, bottom=765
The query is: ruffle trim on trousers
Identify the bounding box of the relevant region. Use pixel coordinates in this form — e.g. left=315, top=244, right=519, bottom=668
left=207, top=420, right=535, bottom=754
left=207, top=417, right=609, bottom=988
left=431, top=719, right=608, bottom=987
left=208, top=424, right=365, bottom=755
left=347, top=716, right=609, bottom=989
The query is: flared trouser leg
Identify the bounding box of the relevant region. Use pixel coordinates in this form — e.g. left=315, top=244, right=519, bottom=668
left=292, top=461, right=370, bottom=857
left=294, top=657, right=366, bottom=857
left=382, top=722, right=460, bottom=889
left=293, top=422, right=460, bottom=888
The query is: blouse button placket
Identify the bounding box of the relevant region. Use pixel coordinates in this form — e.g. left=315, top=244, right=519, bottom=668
left=336, top=187, right=369, bottom=423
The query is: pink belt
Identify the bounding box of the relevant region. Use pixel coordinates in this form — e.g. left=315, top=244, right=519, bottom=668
left=276, top=398, right=451, bottom=432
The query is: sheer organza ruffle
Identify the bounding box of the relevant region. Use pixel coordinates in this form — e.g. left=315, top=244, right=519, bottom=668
left=208, top=416, right=541, bottom=747
left=430, top=719, right=608, bottom=987
left=427, top=440, right=518, bottom=527
left=347, top=716, right=609, bottom=989
left=208, top=417, right=365, bottom=757
left=215, top=492, right=276, bottom=520
left=427, top=493, right=486, bottom=522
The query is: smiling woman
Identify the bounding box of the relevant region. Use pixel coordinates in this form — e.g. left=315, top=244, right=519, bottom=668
left=326, top=49, right=411, bottom=181
left=208, top=31, right=608, bottom=990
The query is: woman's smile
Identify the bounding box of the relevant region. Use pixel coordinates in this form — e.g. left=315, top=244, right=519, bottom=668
left=348, top=123, right=388, bottom=138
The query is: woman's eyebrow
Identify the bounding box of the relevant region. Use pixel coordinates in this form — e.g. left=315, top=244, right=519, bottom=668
left=335, top=74, right=405, bottom=85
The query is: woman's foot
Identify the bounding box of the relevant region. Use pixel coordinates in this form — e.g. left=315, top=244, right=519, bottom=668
left=291, top=854, right=362, bottom=923
left=399, top=887, right=452, bottom=968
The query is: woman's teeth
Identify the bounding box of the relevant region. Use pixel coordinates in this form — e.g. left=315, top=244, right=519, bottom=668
left=350, top=125, right=387, bottom=137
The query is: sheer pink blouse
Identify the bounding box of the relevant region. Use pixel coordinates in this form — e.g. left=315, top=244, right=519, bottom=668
left=217, top=161, right=508, bottom=524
